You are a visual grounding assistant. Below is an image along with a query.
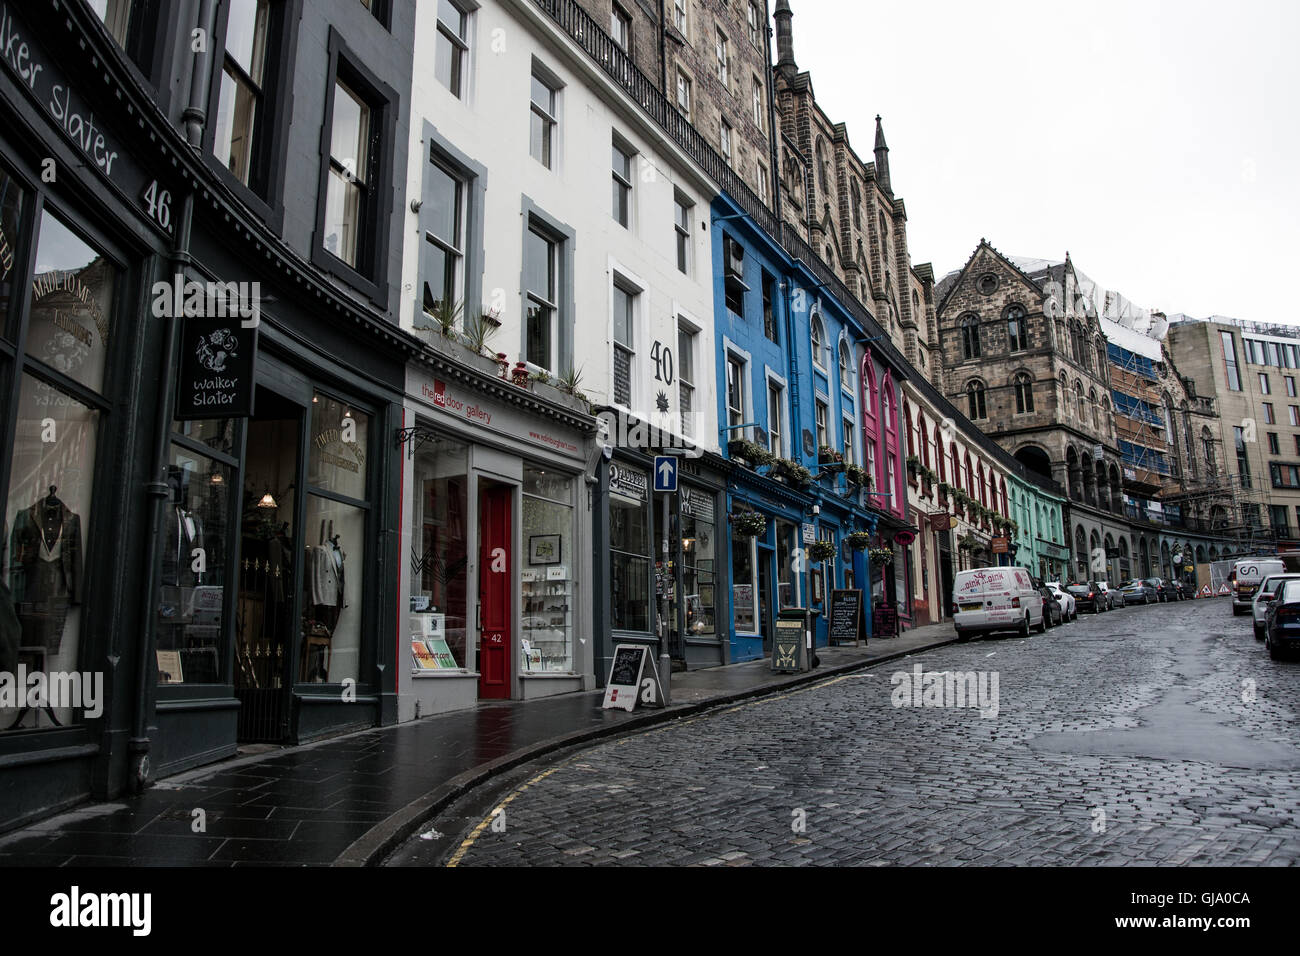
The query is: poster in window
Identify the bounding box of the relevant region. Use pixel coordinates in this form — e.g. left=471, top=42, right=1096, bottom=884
left=529, top=534, right=562, bottom=565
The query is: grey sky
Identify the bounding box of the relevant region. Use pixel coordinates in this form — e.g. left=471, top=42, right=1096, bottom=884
left=787, top=0, right=1299, bottom=324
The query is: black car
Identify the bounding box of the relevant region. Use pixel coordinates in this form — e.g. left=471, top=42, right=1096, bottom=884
left=1067, top=583, right=1106, bottom=614
left=1264, top=579, right=1300, bottom=659
left=1037, top=581, right=1062, bottom=627
left=1174, top=579, right=1197, bottom=600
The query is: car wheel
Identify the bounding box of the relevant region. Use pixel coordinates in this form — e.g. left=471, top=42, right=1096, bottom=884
left=1035, top=612, right=1047, bottom=634
left=1269, top=639, right=1282, bottom=660
left=956, top=629, right=970, bottom=643
left=1019, top=615, right=1030, bottom=639
left=1254, top=623, right=1265, bottom=641
left=1146, top=594, right=1153, bottom=605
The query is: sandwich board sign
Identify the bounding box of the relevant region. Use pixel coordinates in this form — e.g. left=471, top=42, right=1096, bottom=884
left=602, top=644, right=665, bottom=711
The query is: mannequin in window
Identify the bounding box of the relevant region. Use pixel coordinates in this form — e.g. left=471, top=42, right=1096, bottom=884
left=9, top=486, right=83, bottom=653
left=308, top=519, right=347, bottom=631
left=159, top=470, right=206, bottom=622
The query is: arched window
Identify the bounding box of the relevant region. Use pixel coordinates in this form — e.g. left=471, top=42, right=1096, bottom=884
left=977, top=461, right=986, bottom=505
left=838, top=340, right=851, bottom=389
left=816, top=138, right=829, bottom=194
left=881, top=380, right=893, bottom=429
left=964, top=451, right=974, bottom=495
left=1000, top=478, right=1008, bottom=517
left=1006, top=305, right=1028, bottom=352
left=950, top=442, right=960, bottom=488
left=960, top=314, right=980, bottom=360
left=966, top=380, right=987, bottom=419
left=1074, top=380, right=1084, bottom=419
left=1201, top=426, right=1214, bottom=470
left=920, top=416, right=931, bottom=469
left=851, top=180, right=862, bottom=229
left=811, top=312, right=827, bottom=369
left=1089, top=387, right=1099, bottom=427
left=1097, top=339, right=1108, bottom=375
left=862, top=354, right=876, bottom=415
left=878, top=212, right=889, bottom=260
left=1014, top=372, right=1034, bottom=413
left=904, top=400, right=914, bottom=457
left=1070, top=321, right=1082, bottom=364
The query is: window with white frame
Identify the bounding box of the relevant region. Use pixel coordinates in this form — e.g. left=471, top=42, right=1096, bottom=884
left=674, top=192, right=692, bottom=274
left=843, top=417, right=855, bottom=465
left=612, top=138, right=634, bottom=228
left=815, top=398, right=829, bottom=450
left=673, top=0, right=687, bottom=34
left=752, top=75, right=764, bottom=129
left=610, top=3, right=631, bottom=50
left=678, top=323, right=696, bottom=437
left=747, top=1, right=761, bottom=46
left=676, top=68, right=692, bottom=119
left=421, top=158, right=464, bottom=321
left=727, top=354, right=747, bottom=433
left=839, top=340, right=851, bottom=391
left=811, top=313, right=827, bottom=370
left=768, top=380, right=784, bottom=458
left=323, top=78, right=372, bottom=269
left=720, top=119, right=733, bottom=165
left=213, top=0, right=269, bottom=188
left=613, top=282, right=636, bottom=407
left=435, top=0, right=470, bottom=98
left=524, top=221, right=558, bottom=371
left=530, top=69, right=558, bottom=169
left=715, top=29, right=730, bottom=86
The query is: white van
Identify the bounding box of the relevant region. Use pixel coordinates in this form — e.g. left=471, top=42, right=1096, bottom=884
left=952, top=566, right=1045, bottom=640
left=1231, top=558, right=1286, bottom=615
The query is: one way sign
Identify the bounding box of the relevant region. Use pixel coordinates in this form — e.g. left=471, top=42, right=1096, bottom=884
left=653, top=455, right=678, bottom=493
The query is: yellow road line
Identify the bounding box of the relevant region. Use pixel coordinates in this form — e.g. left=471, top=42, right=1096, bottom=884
left=446, top=671, right=858, bottom=865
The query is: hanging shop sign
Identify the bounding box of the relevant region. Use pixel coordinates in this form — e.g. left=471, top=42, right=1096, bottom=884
left=609, top=464, right=647, bottom=502
left=894, top=530, right=916, bottom=547
left=930, top=513, right=952, bottom=532
left=991, top=537, right=1009, bottom=555
left=174, top=317, right=257, bottom=419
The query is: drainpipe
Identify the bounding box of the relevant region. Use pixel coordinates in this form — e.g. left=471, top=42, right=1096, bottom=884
left=657, top=0, right=668, bottom=100
left=132, top=0, right=215, bottom=790
left=762, top=2, right=781, bottom=216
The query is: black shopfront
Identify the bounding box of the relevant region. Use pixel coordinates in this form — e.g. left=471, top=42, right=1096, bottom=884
left=594, top=438, right=729, bottom=682
left=0, top=0, right=411, bottom=832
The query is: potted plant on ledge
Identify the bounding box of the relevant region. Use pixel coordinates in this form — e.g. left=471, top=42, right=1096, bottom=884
left=770, top=458, right=813, bottom=488
left=728, top=439, right=775, bottom=469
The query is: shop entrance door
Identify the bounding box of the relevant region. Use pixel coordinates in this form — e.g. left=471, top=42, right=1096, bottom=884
left=235, top=388, right=303, bottom=743
left=477, top=484, right=512, bottom=699
left=938, top=534, right=954, bottom=622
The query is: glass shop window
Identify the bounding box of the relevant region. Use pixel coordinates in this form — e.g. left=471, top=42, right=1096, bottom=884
left=609, top=468, right=650, bottom=633
left=681, top=489, right=715, bottom=638
left=409, top=435, right=469, bottom=671
left=521, top=465, right=575, bottom=672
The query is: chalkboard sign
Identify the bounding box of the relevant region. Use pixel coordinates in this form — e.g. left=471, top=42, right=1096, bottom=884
left=872, top=604, right=899, bottom=638
left=609, top=646, right=644, bottom=687
left=829, top=589, right=865, bottom=645
left=603, top=644, right=664, bottom=711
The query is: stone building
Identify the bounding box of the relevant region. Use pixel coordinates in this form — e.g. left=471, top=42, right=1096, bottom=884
left=935, top=244, right=1131, bottom=583
left=1168, top=317, right=1300, bottom=555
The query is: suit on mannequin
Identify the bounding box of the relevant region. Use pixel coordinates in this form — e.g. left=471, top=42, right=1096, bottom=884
left=9, top=487, right=82, bottom=653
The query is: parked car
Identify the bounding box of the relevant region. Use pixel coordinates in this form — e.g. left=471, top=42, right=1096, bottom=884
left=1047, top=583, right=1076, bottom=621
left=1036, top=580, right=1062, bottom=627
left=1151, top=577, right=1182, bottom=602
left=1251, top=573, right=1300, bottom=640
left=1119, top=579, right=1159, bottom=604
left=1232, top=558, right=1286, bottom=615
left=1175, top=579, right=1197, bottom=600
left=1097, top=581, right=1124, bottom=609
left=1067, top=583, right=1106, bottom=614
left=952, top=566, right=1046, bottom=641
left=1264, top=578, right=1300, bottom=659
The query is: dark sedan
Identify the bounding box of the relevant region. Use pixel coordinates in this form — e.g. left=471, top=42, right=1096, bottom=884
left=1265, top=579, right=1300, bottom=660
left=1037, top=583, right=1063, bottom=627
left=1067, top=583, right=1106, bottom=613
left=1146, top=577, right=1180, bottom=602
left=1120, top=579, right=1158, bottom=604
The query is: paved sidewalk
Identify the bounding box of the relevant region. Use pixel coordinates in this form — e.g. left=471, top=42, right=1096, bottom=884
left=0, top=624, right=956, bottom=867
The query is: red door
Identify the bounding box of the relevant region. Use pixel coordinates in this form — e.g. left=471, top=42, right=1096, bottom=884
left=478, top=486, right=512, bottom=699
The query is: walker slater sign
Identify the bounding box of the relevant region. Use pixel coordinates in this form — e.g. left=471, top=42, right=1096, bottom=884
left=175, top=319, right=257, bottom=419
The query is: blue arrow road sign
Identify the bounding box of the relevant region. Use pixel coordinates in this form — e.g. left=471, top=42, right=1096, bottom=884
left=653, top=455, right=678, bottom=493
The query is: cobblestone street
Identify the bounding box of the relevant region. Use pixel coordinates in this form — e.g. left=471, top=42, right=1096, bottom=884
left=395, top=600, right=1300, bottom=866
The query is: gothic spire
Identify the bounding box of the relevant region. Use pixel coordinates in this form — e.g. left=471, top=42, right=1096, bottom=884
left=874, top=115, right=891, bottom=194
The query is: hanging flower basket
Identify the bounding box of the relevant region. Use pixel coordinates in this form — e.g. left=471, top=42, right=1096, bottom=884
left=807, top=540, right=837, bottom=563
left=731, top=511, right=768, bottom=537
left=958, top=533, right=979, bottom=551
left=844, top=464, right=870, bottom=488
left=845, top=531, right=873, bottom=550
left=867, top=547, right=894, bottom=567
